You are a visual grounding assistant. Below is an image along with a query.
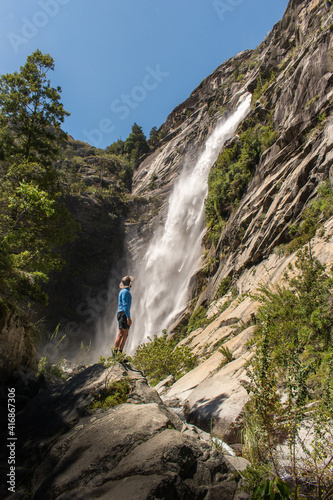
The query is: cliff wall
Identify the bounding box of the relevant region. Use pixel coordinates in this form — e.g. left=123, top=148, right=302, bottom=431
left=128, top=0, right=333, bottom=439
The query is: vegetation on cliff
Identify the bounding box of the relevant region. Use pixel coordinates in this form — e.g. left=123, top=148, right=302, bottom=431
left=205, top=114, right=277, bottom=246
left=132, top=331, right=198, bottom=386
left=244, top=248, right=333, bottom=498
left=285, top=180, right=333, bottom=254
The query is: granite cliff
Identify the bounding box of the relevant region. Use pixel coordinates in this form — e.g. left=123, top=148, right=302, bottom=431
left=121, top=0, right=333, bottom=442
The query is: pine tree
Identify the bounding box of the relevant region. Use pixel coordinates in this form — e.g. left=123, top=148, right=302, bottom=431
left=148, top=126, right=159, bottom=148
left=0, top=51, right=78, bottom=308
left=0, top=49, right=70, bottom=165
left=124, top=123, right=149, bottom=168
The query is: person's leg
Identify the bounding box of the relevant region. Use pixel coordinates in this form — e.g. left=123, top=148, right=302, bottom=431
left=114, top=328, right=128, bottom=351
left=119, top=329, right=129, bottom=351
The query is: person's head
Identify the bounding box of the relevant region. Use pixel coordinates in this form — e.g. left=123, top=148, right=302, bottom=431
left=119, top=276, right=134, bottom=289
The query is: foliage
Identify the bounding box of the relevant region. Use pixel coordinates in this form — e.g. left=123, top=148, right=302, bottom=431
left=37, top=327, right=68, bottom=380
left=0, top=49, right=69, bottom=165
left=37, top=355, right=68, bottom=380
left=124, top=122, right=150, bottom=169
left=148, top=126, right=159, bottom=148
left=0, top=51, right=79, bottom=309
left=217, top=276, right=232, bottom=298
left=218, top=345, right=234, bottom=366
left=252, top=71, right=276, bottom=104
left=286, top=180, right=333, bottom=254
left=252, top=477, right=292, bottom=499
left=0, top=166, right=78, bottom=305
left=244, top=248, right=333, bottom=498
left=187, top=305, right=211, bottom=334
left=91, top=378, right=131, bottom=411
left=103, top=123, right=150, bottom=186
left=205, top=119, right=277, bottom=245
left=98, top=348, right=132, bottom=367
left=132, top=331, right=198, bottom=386
left=106, top=139, right=125, bottom=157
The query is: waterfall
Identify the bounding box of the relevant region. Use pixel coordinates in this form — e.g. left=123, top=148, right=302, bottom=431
left=125, top=93, right=251, bottom=354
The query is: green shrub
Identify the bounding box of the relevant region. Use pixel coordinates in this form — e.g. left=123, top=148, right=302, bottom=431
left=286, top=180, right=333, bottom=254
left=244, top=248, right=333, bottom=496
left=252, top=72, right=276, bottom=103
left=218, top=345, right=234, bottom=368
left=252, top=478, right=291, bottom=500
left=205, top=120, right=277, bottom=245
left=187, top=305, right=210, bottom=334
left=91, top=378, right=131, bottom=411
left=132, top=331, right=198, bottom=386
left=217, top=276, right=232, bottom=298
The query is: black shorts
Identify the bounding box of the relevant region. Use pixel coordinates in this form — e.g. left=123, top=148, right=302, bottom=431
left=117, top=311, right=129, bottom=330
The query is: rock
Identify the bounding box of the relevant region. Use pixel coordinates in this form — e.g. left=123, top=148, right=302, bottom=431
left=154, top=374, right=176, bottom=395
left=0, top=309, right=37, bottom=382
left=60, top=475, right=182, bottom=500
left=104, top=429, right=203, bottom=481
left=13, top=362, right=167, bottom=467
left=225, top=456, right=251, bottom=473
left=33, top=403, right=177, bottom=498
left=2, top=362, right=243, bottom=500
left=161, top=215, right=333, bottom=445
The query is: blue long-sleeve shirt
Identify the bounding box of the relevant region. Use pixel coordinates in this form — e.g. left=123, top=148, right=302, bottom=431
left=118, top=288, right=132, bottom=318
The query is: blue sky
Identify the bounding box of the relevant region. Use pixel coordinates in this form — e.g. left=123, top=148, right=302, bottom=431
left=0, top=0, right=289, bottom=149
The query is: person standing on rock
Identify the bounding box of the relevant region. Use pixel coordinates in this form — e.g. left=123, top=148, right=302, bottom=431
left=114, top=276, right=134, bottom=354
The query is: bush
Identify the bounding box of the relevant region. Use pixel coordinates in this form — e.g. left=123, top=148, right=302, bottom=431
left=244, top=248, right=333, bottom=498
left=217, top=276, right=232, bottom=298
left=286, top=180, right=333, bottom=254
left=205, top=120, right=277, bottom=245
left=218, top=345, right=233, bottom=365
left=187, top=306, right=210, bottom=334
left=132, top=331, right=198, bottom=386
left=91, top=378, right=131, bottom=411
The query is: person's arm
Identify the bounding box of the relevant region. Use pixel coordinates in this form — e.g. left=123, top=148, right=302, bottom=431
left=123, top=290, right=132, bottom=324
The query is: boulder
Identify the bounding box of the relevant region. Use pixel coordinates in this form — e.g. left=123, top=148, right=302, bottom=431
left=2, top=362, right=247, bottom=500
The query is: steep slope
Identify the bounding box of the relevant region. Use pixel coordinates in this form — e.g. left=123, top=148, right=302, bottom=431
left=130, top=0, right=333, bottom=302
left=124, top=0, right=333, bottom=441
left=1, top=363, right=248, bottom=499
left=203, top=0, right=333, bottom=300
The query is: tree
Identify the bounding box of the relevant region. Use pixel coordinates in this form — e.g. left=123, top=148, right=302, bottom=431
left=0, top=51, right=78, bottom=309
left=106, top=139, right=125, bottom=157
left=124, top=123, right=149, bottom=168
left=148, top=126, right=159, bottom=148
left=0, top=49, right=70, bottom=165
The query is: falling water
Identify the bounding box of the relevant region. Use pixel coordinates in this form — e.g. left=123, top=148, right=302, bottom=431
left=124, top=93, right=251, bottom=353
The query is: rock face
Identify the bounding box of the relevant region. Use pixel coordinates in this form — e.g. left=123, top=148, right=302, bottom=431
left=120, top=0, right=333, bottom=444
left=37, top=138, right=130, bottom=358
left=161, top=217, right=333, bottom=443
left=2, top=363, right=248, bottom=500
left=202, top=0, right=333, bottom=299
left=0, top=309, right=37, bottom=383
left=140, top=0, right=333, bottom=296
left=126, top=50, right=255, bottom=258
